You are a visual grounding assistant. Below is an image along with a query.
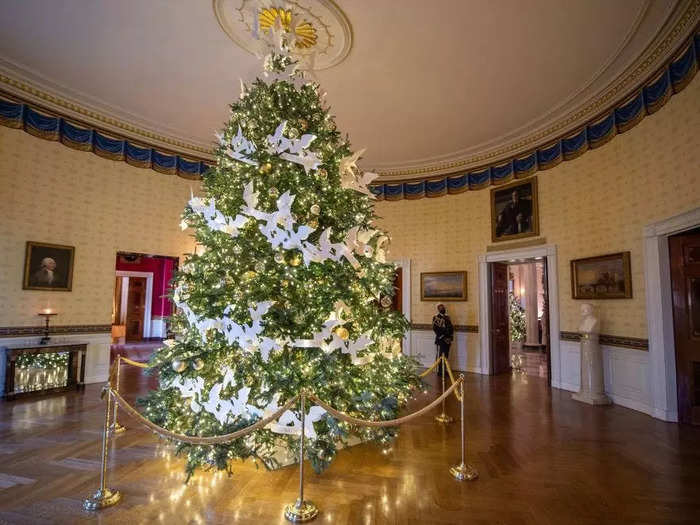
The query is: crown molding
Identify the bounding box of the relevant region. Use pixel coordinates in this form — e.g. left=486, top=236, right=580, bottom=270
left=0, top=58, right=215, bottom=160
left=0, top=1, right=697, bottom=180
left=373, top=0, right=700, bottom=180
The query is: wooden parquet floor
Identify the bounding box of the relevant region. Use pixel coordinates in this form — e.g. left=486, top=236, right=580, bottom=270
left=0, top=367, right=699, bottom=524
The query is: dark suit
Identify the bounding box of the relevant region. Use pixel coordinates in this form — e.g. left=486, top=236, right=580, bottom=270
left=496, top=198, right=532, bottom=236
left=432, top=313, right=454, bottom=375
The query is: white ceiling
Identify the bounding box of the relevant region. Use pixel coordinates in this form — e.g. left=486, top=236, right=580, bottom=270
left=0, top=1, right=689, bottom=177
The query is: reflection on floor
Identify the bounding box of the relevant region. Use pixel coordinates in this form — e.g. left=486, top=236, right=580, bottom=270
left=110, top=340, right=164, bottom=363
left=521, top=350, right=548, bottom=377
left=1, top=371, right=699, bottom=523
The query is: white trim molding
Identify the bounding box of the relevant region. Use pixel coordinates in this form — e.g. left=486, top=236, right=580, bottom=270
left=643, top=206, right=700, bottom=422
left=116, top=270, right=154, bottom=339
left=393, top=258, right=412, bottom=357
left=477, top=244, right=561, bottom=384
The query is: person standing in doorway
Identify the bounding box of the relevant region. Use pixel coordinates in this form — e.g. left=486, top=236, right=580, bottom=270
left=432, top=303, right=454, bottom=376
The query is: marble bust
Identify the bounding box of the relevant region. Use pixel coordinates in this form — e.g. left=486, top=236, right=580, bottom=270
left=578, top=303, right=599, bottom=334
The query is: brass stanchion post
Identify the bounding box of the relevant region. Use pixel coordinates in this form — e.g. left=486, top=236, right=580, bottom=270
left=84, top=387, right=122, bottom=510
left=110, top=356, right=126, bottom=434
left=450, top=376, right=478, bottom=481
left=435, top=356, right=453, bottom=423
left=284, top=390, right=318, bottom=522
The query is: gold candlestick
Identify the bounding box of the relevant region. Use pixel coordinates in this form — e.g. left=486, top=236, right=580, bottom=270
left=38, top=310, right=57, bottom=345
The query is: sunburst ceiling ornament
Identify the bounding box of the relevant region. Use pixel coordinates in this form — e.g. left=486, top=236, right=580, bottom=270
left=213, top=0, right=352, bottom=70
left=258, top=7, right=317, bottom=49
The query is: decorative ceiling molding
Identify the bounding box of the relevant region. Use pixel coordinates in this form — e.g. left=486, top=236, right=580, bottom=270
left=0, top=2, right=696, bottom=191
left=213, top=0, right=353, bottom=70
left=0, top=90, right=211, bottom=179
left=374, top=0, right=700, bottom=180
left=0, top=60, right=215, bottom=161
left=371, top=28, right=699, bottom=200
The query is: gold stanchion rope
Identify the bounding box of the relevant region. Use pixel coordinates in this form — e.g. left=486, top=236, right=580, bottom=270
left=110, top=389, right=299, bottom=445
left=119, top=356, right=150, bottom=368
left=442, top=357, right=463, bottom=402
left=308, top=377, right=462, bottom=428
left=418, top=356, right=443, bottom=378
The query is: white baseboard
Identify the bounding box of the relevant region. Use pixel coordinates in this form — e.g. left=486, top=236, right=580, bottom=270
left=409, top=329, right=483, bottom=375
left=652, top=407, right=679, bottom=422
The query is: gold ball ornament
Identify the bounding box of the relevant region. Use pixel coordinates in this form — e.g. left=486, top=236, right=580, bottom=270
left=380, top=295, right=393, bottom=308
left=334, top=326, right=350, bottom=340
left=274, top=251, right=285, bottom=264
left=242, top=270, right=257, bottom=281
left=310, top=204, right=320, bottom=215
left=258, top=162, right=272, bottom=174
left=298, top=118, right=309, bottom=131
left=308, top=219, right=319, bottom=229
left=288, top=252, right=302, bottom=267
left=317, top=168, right=327, bottom=179
left=171, top=360, right=187, bottom=373
left=281, top=279, right=289, bottom=287
left=254, top=261, right=266, bottom=273
left=192, top=358, right=204, bottom=371
left=232, top=244, right=243, bottom=255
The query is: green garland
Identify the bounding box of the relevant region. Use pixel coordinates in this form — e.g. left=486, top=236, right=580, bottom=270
left=16, top=351, right=69, bottom=369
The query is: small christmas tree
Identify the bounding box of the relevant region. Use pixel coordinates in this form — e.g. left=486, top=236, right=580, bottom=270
left=142, top=22, right=420, bottom=478
left=508, top=291, right=526, bottom=343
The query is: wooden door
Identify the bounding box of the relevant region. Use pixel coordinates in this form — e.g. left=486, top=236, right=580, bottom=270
left=541, top=259, right=551, bottom=380
left=391, top=267, right=403, bottom=314
left=490, top=262, right=510, bottom=375
left=669, top=231, right=700, bottom=425
left=125, top=277, right=147, bottom=341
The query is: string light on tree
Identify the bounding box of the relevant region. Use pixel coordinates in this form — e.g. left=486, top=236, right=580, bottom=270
left=141, top=17, right=420, bottom=479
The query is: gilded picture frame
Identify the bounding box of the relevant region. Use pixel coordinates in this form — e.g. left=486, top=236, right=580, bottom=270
left=23, top=241, right=75, bottom=291
left=570, top=251, right=632, bottom=299
left=491, top=176, right=540, bottom=243
left=420, top=271, right=467, bottom=301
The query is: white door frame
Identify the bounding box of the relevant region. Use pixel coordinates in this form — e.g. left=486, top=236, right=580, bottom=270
left=643, top=206, right=700, bottom=422
left=393, top=258, right=412, bottom=356
left=477, top=244, right=560, bottom=384
left=116, top=270, right=154, bottom=339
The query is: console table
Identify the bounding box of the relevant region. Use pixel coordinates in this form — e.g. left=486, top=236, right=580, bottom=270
left=1, top=342, right=87, bottom=400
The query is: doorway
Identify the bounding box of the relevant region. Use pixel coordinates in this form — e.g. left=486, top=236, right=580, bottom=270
left=669, top=227, right=700, bottom=425
left=112, top=252, right=179, bottom=343
left=489, top=259, right=549, bottom=377
left=478, top=244, right=561, bottom=382
left=114, top=271, right=152, bottom=341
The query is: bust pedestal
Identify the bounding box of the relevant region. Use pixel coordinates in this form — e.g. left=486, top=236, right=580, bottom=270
left=572, top=333, right=611, bottom=405
left=572, top=304, right=610, bottom=406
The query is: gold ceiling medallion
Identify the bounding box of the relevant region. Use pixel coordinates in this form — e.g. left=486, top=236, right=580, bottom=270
left=258, top=7, right=317, bottom=49
left=213, top=0, right=352, bottom=70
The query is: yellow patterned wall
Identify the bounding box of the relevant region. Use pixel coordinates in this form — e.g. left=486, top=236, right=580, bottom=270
left=0, top=127, right=199, bottom=328
left=1, top=78, right=698, bottom=338
left=377, top=78, right=700, bottom=338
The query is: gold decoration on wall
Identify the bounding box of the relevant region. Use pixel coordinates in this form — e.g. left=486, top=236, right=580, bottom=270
left=258, top=7, right=317, bottom=49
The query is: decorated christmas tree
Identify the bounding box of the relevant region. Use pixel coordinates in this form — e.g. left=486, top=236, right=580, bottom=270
left=141, top=22, right=420, bottom=479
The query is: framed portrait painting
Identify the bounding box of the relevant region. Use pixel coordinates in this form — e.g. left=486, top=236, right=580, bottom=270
left=23, top=241, right=75, bottom=291
left=570, top=251, right=632, bottom=299
left=420, top=272, right=467, bottom=301
left=491, top=177, right=540, bottom=243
